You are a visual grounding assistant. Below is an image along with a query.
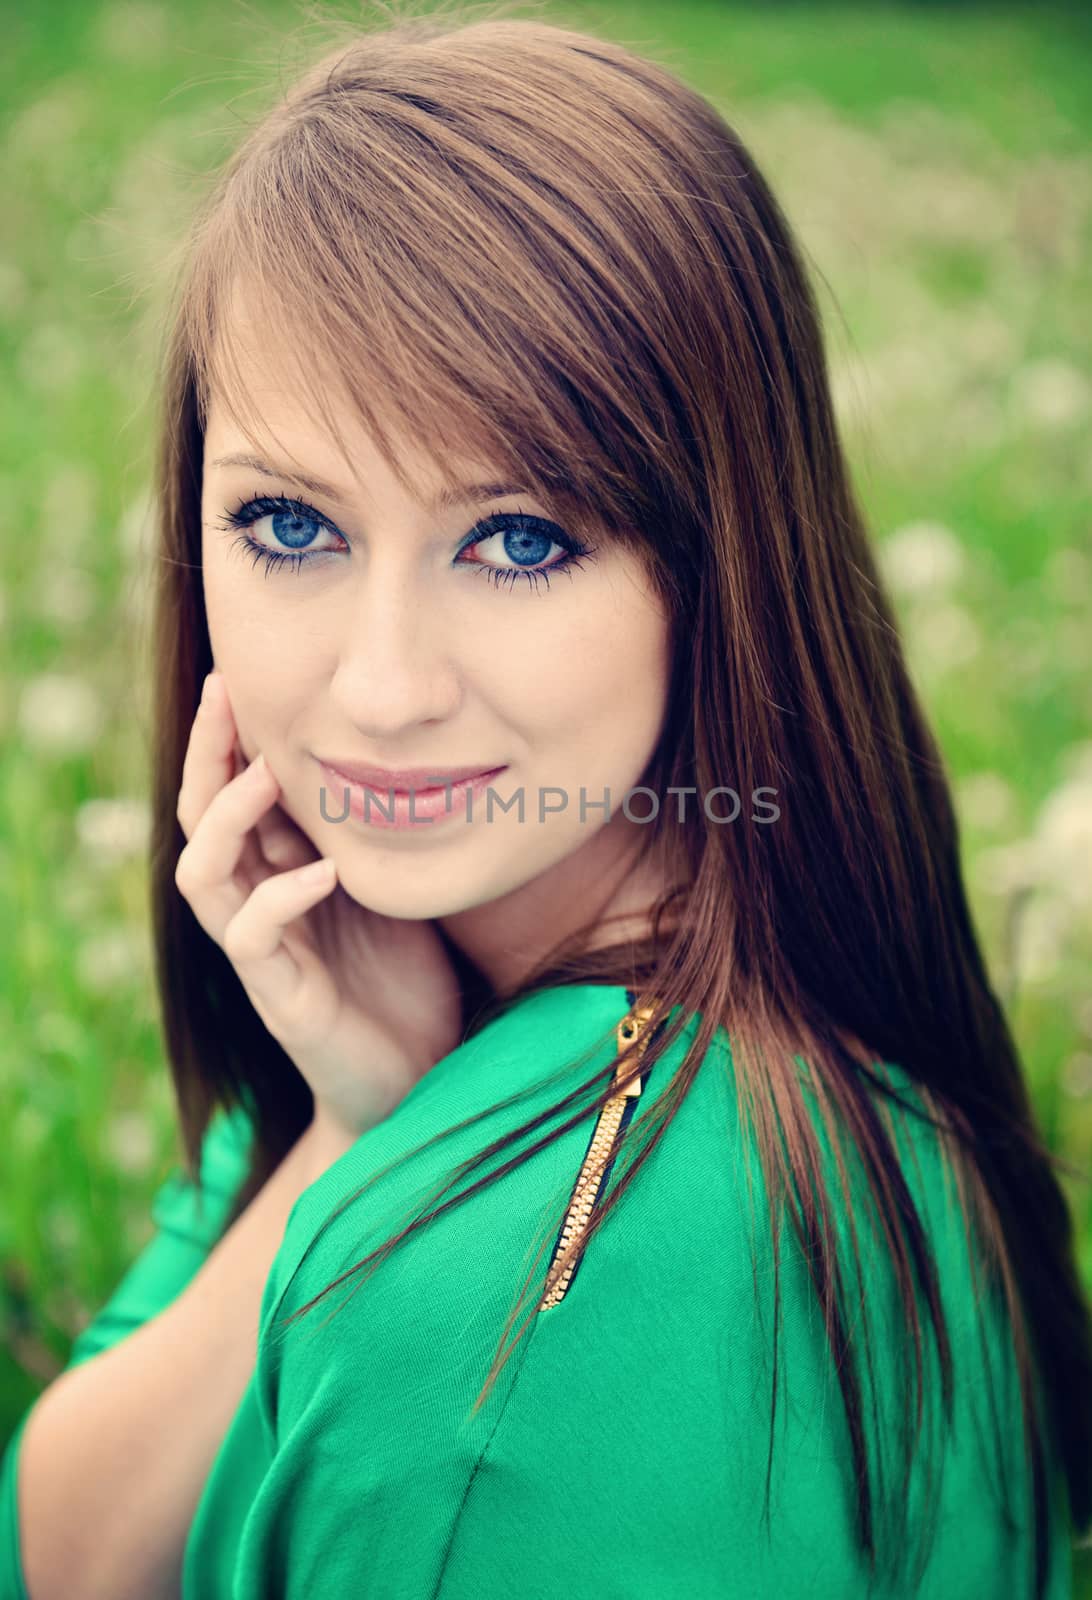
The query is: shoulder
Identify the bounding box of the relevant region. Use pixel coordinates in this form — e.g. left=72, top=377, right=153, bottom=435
left=149, top=1100, right=255, bottom=1243
left=255, top=991, right=732, bottom=1411
left=266, top=989, right=733, bottom=1302
left=244, top=987, right=697, bottom=1591
left=436, top=1043, right=1044, bottom=1597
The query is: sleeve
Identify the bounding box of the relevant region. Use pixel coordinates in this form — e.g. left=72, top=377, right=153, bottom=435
left=0, top=1103, right=255, bottom=1600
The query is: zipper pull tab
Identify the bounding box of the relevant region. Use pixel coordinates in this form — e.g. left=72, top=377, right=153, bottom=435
left=615, top=998, right=662, bottom=1096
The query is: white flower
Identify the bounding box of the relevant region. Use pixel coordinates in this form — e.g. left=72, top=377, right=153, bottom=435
left=6, top=81, right=88, bottom=159
left=43, top=1203, right=80, bottom=1252
left=880, top=521, right=966, bottom=595
left=976, top=748, right=1092, bottom=991
left=76, top=797, right=150, bottom=865
left=1033, top=763, right=1092, bottom=910
left=828, top=354, right=874, bottom=430
left=105, top=1111, right=156, bottom=1176
left=12, top=1105, right=49, bottom=1150
left=1061, top=1054, right=1092, bottom=1099
left=17, top=324, right=87, bottom=395
left=35, top=567, right=95, bottom=626
left=957, top=773, right=1016, bottom=830
left=76, top=926, right=146, bottom=992
left=118, top=487, right=156, bottom=562
left=0, top=261, right=26, bottom=320
left=18, top=674, right=103, bottom=754
left=954, top=392, right=1004, bottom=452
left=93, top=3, right=169, bottom=64
left=40, top=463, right=97, bottom=552
left=975, top=840, right=1040, bottom=897
left=56, top=873, right=98, bottom=923
left=910, top=601, right=980, bottom=670
left=1012, top=895, right=1070, bottom=984
left=896, top=166, right=1009, bottom=247
left=33, top=1011, right=88, bottom=1061
left=978, top=748, right=1092, bottom=993
left=1044, top=547, right=1090, bottom=604
left=959, top=309, right=1018, bottom=371
left=123, top=570, right=155, bottom=629
left=1011, top=359, right=1090, bottom=430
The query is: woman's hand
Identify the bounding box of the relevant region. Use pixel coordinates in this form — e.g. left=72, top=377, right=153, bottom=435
left=174, top=671, right=465, bottom=1140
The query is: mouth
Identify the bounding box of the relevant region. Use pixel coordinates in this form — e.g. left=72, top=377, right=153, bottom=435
left=316, top=758, right=507, bottom=792
left=315, top=759, right=510, bottom=832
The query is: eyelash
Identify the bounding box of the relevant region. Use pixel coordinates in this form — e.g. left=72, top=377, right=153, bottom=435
left=212, top=490, right=594, bottom=594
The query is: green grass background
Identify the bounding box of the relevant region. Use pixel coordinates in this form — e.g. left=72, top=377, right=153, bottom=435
left=2, top=0, right=1090, bottom=1586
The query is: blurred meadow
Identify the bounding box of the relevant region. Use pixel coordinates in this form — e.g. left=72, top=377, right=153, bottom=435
left=2, top=0, right=1091, bottom=1579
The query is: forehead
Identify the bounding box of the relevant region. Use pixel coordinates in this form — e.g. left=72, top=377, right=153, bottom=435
left=201, top=280, right=517, bottom=503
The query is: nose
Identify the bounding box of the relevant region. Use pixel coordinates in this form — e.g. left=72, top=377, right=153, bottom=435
left=327, top=567, right=462, bottom=737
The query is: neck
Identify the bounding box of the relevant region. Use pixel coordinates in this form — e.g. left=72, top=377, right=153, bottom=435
left=438, top=817, right=680, bottom=997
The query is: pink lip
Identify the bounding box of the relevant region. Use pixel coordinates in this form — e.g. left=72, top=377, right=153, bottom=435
left=316, top=757, right=505, bottom=790
left=317, top=760, right=508, bottom=832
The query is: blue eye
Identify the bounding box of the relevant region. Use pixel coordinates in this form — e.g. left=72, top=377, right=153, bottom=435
left=213, top=493, right=343, bottom=575
left=214, top=492, right=594, bottom=593
left=456, top=510, right=592, bottom=592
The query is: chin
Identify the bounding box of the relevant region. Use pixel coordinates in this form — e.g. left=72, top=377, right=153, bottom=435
left=331, top=857, right=468, bottom=921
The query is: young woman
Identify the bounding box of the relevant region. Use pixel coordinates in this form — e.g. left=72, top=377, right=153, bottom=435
left=4, top=10, right=1090, bottom=1599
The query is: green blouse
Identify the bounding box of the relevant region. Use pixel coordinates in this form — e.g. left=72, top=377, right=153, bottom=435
left=0, top=983, right=1074, bottom=1597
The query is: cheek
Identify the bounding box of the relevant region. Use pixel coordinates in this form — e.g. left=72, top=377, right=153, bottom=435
left=513, top=603, right=670, bottom=783
left=201, top=532, right=244, bottom=662
left=603, top=626, right=671, bottom=783
left=596, top=605, right=671, bottom=789
left=201, top=550, right=310, bottom=757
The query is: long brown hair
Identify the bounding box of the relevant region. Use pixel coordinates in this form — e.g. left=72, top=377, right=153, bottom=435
left=145, top=6, right=1091, bottom=1591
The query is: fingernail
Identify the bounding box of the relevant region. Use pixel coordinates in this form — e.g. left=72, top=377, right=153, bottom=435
left=300, top=857, right=335, bottom=882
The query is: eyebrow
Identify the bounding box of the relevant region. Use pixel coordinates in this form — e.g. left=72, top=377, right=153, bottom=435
left=208, top=453, right=528, bottom=511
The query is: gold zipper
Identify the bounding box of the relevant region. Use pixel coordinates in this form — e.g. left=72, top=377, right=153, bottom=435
left=538, top=996, right=663, bottom=1311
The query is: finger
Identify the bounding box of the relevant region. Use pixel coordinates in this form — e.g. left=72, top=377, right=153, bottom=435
left=176, top=672, right=238, bottom=842
left=225, top=736, right=315, bottom=875
left=174, top=753, right=282, bottom=944
left=221, top=857, right=338, bottom=1018
left=254, top=801, right=319, bottom=872
left=228, top=739, right=278, bottom=883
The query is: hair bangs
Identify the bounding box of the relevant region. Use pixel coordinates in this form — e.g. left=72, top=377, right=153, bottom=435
left=181, top=70, right=670, bottom=555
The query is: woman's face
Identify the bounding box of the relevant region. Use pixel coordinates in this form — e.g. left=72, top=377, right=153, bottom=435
left=199, top=323, right=672, bottom=955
